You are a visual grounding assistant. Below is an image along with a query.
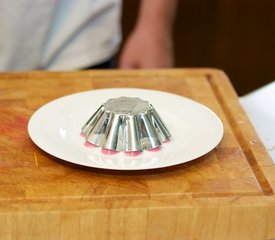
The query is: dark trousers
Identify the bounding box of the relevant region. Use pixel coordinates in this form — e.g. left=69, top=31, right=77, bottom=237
left=82, top=57, right=116, bottom=70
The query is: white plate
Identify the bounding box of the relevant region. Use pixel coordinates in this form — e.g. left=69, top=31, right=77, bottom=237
left=28, top=88, right=223, bottom=170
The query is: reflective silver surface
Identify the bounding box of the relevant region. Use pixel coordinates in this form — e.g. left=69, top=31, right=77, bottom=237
left=81, top=97, right=171, bottom=151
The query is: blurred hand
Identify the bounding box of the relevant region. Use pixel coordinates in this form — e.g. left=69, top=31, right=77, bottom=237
left=119, top=27, right=174, bottom=69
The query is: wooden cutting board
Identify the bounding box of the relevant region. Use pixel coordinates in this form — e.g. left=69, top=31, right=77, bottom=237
left=0, top=69, right=274, bottom=240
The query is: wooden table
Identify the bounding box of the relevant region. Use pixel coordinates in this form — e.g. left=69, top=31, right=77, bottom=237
left=0, top=69, right=274, bottom=240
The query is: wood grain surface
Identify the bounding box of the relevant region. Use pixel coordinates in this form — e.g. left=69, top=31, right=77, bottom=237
left=0, top=69, right=274, bottom=240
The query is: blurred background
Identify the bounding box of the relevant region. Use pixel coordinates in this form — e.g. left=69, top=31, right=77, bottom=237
left=122, top=0, right=275, bottom=96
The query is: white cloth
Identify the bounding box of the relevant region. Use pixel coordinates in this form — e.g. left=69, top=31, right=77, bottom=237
left=0, top=0, right=122, bottom=71
left=240, top=81, right=275, bottom=163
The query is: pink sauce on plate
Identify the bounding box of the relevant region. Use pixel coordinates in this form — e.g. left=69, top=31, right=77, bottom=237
left=125, top=151, right=142, bottom=156
left=148, top=146, right=161, bottom=152
left=84, top=141, right=98, bottom=148
left=101, top=148, right=118, bottom=155
left=82, top=130, right=171, bottom=156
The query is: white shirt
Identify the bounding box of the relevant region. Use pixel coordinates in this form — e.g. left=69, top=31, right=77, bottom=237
left=0, top=0, right=122, bottom=71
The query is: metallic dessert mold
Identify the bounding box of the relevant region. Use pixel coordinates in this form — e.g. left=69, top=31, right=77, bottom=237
left=81, top=97, right=171, bottom=152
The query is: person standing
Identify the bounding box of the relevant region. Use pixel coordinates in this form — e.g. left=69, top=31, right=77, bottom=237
left=0, top=0, right=177, bottom=71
